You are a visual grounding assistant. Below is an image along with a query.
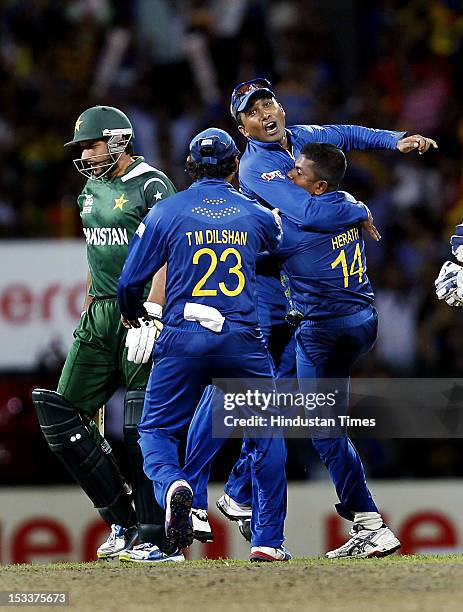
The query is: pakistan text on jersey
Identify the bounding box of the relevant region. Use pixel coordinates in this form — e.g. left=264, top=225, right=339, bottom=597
left=83, top=227, right=129, bottom=246
left=331, top=227, right=359, bottom=250
left=185, top=229, right=248, bottom=247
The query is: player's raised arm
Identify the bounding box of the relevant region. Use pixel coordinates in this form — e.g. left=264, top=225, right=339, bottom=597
left=296, top=123, right=407, bottom=152
left=300, top=124, right=436, bottom=155
left=232, top=79, right=437, bottom=229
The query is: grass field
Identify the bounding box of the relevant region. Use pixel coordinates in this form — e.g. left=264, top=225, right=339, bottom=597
left=2, top=555, right=463, bottom=612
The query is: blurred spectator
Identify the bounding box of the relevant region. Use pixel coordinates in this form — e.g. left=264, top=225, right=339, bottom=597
left=375, top=264, right=420, bottom=374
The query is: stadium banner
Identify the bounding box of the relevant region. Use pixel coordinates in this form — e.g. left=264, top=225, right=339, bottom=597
left=1, top=481, right=462, bottom=564
left=0, top=240, right=87, bottom=370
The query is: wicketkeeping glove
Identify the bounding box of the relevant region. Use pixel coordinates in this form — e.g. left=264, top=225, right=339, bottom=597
left=125, top=302, right=163, bottom=364
left=450, top=224, right=463, bottom=262
left=435, top=260, right=463, bottom=307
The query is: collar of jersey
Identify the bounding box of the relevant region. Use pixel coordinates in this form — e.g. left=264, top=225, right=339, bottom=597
left=101, top=156, right=145, bottom=183
left=247, top=128, right=293, bottom=151
left=191, top=177, right=234, bottom=188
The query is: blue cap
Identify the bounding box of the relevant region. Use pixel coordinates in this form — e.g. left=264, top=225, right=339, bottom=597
left=189, top=128, right=239, bottom=165
left=230, top=78, right=275, bottom=120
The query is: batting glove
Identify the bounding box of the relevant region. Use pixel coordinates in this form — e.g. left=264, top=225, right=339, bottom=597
left=450, top=224, right=463, bottom=262
left=125, top=302, right=163, bottom=364
left=435, top=261, right=463, bottom=307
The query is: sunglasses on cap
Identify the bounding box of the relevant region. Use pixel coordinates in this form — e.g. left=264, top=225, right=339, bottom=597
left=232, top=78, right=272, bottom=98
left=230, top=78, right=274, bottom=119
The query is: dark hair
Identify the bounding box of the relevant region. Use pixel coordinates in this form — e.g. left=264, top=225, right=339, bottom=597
left=300, top=143, right=347, bottom=189
left=185, top=155, right=238, bottom=180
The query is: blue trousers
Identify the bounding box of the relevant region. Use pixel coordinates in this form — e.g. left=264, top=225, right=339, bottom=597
left=294, top=307, right=379, bottom=518
left=139, top=324, right=287, bottom=547
left=186, top=306, right=379, bottom=519
left=221, top=311, right=297, bottom=504
left=184, top=316, right=295, bottom=509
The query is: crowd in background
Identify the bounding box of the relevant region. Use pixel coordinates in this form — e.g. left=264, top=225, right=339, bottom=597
left=2, top=0, right=463, bottom=484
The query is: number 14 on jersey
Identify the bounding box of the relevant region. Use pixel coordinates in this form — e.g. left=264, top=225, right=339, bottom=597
left=331, top=243, right=364, bottom=288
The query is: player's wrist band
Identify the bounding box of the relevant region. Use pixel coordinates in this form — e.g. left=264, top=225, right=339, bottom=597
left=143, top=301, right=163, bottom=319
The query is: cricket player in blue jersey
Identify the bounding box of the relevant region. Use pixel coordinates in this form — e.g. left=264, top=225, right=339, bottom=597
left=117, top=128, right=290, bottom=562
left=184, top=145, right=399, bottom=557
left=184, top=78, right=436, bottom=549
left=281, top=143, right=400, bottom=557
left=231, top=78, right=436, bottom=381
left=197, top=143, right=399, bottom=557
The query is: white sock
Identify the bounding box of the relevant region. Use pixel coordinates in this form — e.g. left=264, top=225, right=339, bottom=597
left=354, top=511, right=383, bottom=530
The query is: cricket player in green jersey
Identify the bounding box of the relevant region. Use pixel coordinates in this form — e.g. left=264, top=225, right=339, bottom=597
left=32, top=105, right=182, bottom=562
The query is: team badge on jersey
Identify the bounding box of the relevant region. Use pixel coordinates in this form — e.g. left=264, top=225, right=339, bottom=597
left=261, top=170, right=285, bottom=182
left=83, top=193, right=94, bottom=214
left=113, top=193, right=129, bottom=211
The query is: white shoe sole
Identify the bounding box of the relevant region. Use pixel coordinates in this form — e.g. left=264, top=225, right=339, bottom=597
left=326, top=539, right=401, bottom=559
left=119, top=555, right=184, bottom=564
left=96, top=532, right=138, bottom=560
left=216, top=497, right=252, bottom=521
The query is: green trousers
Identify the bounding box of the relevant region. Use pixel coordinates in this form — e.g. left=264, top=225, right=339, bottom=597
left=58, top=298, right=151, bottom=418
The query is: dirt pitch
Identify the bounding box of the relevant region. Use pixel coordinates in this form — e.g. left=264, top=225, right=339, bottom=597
left=2, top=555, right=463, bottom=612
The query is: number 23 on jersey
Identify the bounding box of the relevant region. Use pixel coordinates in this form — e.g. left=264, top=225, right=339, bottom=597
left=192, top=247, right=245, bottom=297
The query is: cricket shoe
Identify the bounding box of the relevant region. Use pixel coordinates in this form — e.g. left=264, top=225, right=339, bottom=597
left=325, top=524, right=401, bottom=559
left=165, top=480, right=194, bottom=549
left=192, top=508, right=214, bottom=543
left=250, top=545, right=292, bottom=563
left=238, top=518, right=251, bottom=543
left=96, top=524, right=138, bottom=560
left=119, top=543, right=184, bottom=563
left=216, top=493, right=252, bottom=520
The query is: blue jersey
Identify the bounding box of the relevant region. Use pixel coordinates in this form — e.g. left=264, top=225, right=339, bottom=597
left=239, top=123, right=405, bottom=314
left=117, top=177, right=281, bottom=326
left=239, top=124, right=405, bottom=225
left=279, top=190, right=374, bottom=320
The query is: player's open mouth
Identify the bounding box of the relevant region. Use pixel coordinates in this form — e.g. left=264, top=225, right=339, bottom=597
left=264, top=121, right=278, bottom=135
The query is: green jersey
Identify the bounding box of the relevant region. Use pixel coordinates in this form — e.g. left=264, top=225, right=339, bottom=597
left=77, top=157, right=176, bottom=297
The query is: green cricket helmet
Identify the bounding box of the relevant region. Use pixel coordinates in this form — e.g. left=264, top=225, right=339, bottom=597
left=65, top=105, right=134, bottom=180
